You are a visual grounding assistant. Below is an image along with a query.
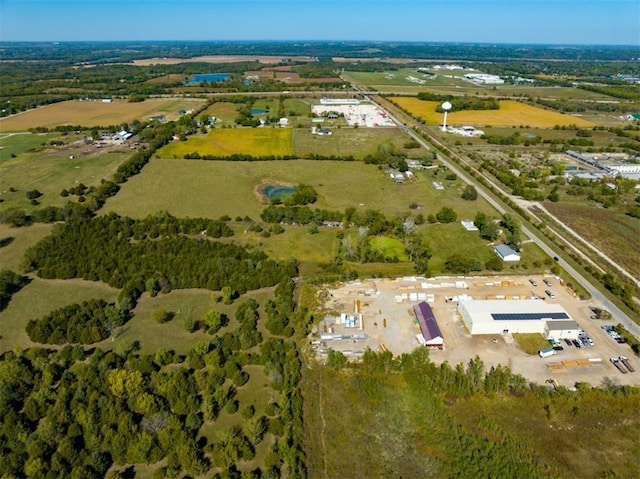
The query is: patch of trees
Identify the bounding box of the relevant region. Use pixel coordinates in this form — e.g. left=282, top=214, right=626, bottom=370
left=183, top=152, right=297, bottom=161
left=0, top=270, right=29, bottom=312
left=417, top=92, right=499, bottom=111
left=22, top=214, right=295, bottom=310
left=26, top=299, right=126, bottom=344
left=364, top=141, right=408, bottom=171
left=271, top=184, right=318, bottom=206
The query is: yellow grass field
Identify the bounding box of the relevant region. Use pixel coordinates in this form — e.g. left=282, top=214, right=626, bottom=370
left=159, top=128, right=294, bottom=157
left=392, top=98, right=595, bottom=128
left=0, top=98, right=206, bottom=131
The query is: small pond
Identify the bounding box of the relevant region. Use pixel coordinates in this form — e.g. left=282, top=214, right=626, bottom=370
left=264, top=185, right=295, bottom=199
left=188, top=73, right=231, bottom=84
left=251, top=109, right=267, bottom=115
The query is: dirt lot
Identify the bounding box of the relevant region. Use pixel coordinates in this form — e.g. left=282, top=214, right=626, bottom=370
left=315, top=274, right=640, bottom=387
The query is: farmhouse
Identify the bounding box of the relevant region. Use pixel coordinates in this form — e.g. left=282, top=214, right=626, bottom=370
left=457, top=299, right=575, bottom=336
left=413, top=302, right=444, bottom=348
left=494, top=244, right=520, bottom=262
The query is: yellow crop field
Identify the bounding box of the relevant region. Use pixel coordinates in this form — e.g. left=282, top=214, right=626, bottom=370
left=0, top=98, right=205, bottom=131
left=392, top=98, right=594, bottom=128
left=159, top=128, right=294, bottom=157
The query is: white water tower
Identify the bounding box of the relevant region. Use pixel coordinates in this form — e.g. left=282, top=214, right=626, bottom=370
left=441, top=101, right=452, bottom=131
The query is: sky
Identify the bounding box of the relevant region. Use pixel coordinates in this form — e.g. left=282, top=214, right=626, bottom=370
left=1, top=0, right=639, bottom=45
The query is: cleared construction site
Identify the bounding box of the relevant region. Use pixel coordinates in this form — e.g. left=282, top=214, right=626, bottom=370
left=312, top=275, right=640, bottom=387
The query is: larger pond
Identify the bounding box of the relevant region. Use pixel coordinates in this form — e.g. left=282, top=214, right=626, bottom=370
left=264, top=185, right=295, bottom=199
left=188, top=73, right=231, bottom=84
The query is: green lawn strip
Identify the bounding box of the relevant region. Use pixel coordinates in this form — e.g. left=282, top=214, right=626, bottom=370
left=512, top=333, right=551, bottom=354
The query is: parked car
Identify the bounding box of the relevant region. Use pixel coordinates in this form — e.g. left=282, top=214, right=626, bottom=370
left=552, top=345, right=564, bottom=351
left=564, top=338, right=572, bottom=346
left=543, top=279, right=552, bottom=287
left=572, top=339, right=581, bottom=348
left=529, top=279, right=538, bottom=287
left=545, top=290, right=556, bottom=299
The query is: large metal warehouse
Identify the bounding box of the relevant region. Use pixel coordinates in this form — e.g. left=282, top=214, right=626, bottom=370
left=457, top=299, right=576, bottom=336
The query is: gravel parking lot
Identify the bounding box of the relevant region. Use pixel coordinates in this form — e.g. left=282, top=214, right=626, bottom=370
left=315, top=274, right=639, bottom=387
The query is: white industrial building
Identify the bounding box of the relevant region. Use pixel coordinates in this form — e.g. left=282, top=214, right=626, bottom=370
left=457, top=299, right=576, bottom=337
left=494, top=244, right=521, bottom=262
left=463, top=73, right=505, bottom=84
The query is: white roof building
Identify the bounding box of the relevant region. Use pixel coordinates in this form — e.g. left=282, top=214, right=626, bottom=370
left=494, top=244, right=520, bottom=262
left=458, top=300, right=574, bottom=336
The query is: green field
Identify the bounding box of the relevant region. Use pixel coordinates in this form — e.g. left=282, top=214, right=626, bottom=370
left=159, top=128, right=294, bottom=157
left=370, top=236, right=410, bottom=261
left=292, top=127, right=427, bottom=159
left=0, top=132, right=59, bottom=164
left=0, top=278, right=119, bottom=352
left=0, top=223, right=53, bottom=271
left=103, top=158, right=497, bottom=221
left=0, top=143, right=130, bottom=212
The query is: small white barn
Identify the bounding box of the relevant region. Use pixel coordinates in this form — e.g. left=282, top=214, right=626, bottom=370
left=279, top=118, right=289, bottom=127
left=494, top=244, right=520, bottom=262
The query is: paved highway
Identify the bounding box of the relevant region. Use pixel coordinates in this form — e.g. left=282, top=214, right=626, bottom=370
left=365, top=94, right=640, bottom=340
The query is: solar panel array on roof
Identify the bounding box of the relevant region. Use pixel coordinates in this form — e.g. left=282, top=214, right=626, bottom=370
left=491, top=312, right=569, bottom=321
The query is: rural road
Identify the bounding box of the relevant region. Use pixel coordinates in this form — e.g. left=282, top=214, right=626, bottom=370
left=363, top=94, right=640, bottom=340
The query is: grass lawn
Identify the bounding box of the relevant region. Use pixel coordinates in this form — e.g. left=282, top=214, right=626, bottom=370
left=159, top=128, right=294, bottom=158
left=0, top=223, right=54, bottom=271
left=0, top=132, right=59, bottom=164
left=0, top=278, right=119, bottom=352
left=370, top=236, right=409, bottom=261
left=392, top=98, right=595, bottom=128
left=512, top=333, right=551, bottom=355
left=0, top=144, right=129, bottom=213
left=0, top=98, right=206, bottom=131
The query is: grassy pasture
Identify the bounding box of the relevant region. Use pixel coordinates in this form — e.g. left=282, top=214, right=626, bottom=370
left=159, top=128, right=294, bottom=157
left=392, top=98, right=595, bottom=128
left=103, top=158, right=497, bottom=221
left=0, top=223, right=54, bottom=271
left=0, top=98, right=206, bottom=131
left=0, top=145, right=129, bottom=212
left=0, top=132, right=58, bottom=164
left=202, top=102, right=240, bottom=126
left=292, top=127, right=427, bottom=159
left=0, top=278, right=119, bottom=352
left=114, top=288, right=273, bottom=355
left=544, top=201, right=640, bottom=278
